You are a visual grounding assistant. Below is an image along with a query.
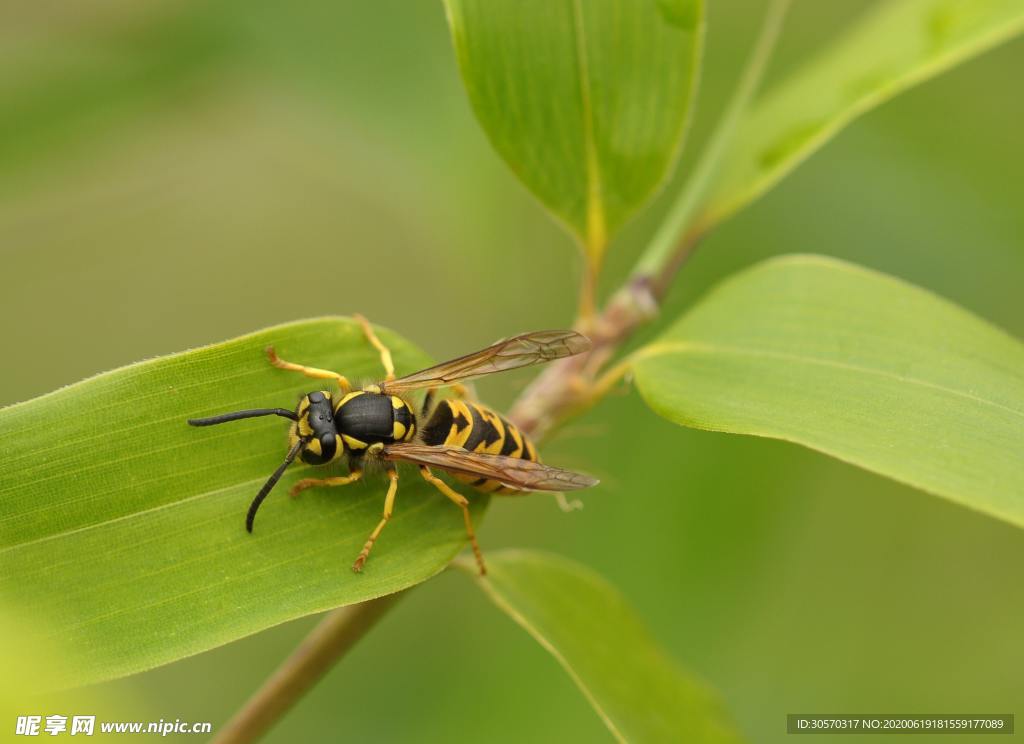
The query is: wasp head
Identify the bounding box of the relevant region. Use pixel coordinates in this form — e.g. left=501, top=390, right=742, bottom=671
left=293, top=390, right=340, bottom=464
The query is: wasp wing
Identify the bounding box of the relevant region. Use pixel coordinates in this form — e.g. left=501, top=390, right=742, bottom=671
left=382, top=443, right=598, bottom=492
left=379, top=330, right=590, bottom=394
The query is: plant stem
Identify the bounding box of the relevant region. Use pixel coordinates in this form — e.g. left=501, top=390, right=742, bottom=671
left=507, top=228, right=702, bottom=439
left=212, top=593, right=404, bottom=744
left=576, top=255, right=600, bottom=331
left=509, top=0, right=790, bottom=439
left=633, top=0, right=791, bottom=280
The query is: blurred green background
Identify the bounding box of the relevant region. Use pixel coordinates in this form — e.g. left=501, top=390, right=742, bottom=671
left=3, top=0, right=1023, bottom=741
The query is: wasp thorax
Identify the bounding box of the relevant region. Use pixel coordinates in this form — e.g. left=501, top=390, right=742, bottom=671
left=294, top=390, right=339, bottom=465
left=332, top=391, right=417, bottom=454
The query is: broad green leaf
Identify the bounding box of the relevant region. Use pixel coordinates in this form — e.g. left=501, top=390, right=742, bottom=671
left=633, top=255, right=1024, bottom=527
left=0, top=608, right=147, bottom=741
left=457, top=550, right=743, bottom=743
left=444, top=0, right=704, bottom=260
left=702, top=0, right=1024, bottom=226
left=0, top=613, right=108, bottom=741
left=0, top=318, right=488, bottom=687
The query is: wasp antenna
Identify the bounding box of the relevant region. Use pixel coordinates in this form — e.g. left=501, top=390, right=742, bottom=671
left=188, top=408, right=298, bottom=427
left=246, top=440, right=305, bottom=533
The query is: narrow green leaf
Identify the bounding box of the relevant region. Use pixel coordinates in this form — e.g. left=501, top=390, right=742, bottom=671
left=0, top=609, right=125, bottom=729
left=444, top=0, right=704, bottom=260
left=457, top=550, right=743, bottom=743
left=702, top=0, right=1024, bottom=226
left=633, top=255, right=1024, bottom=527
left=0, top=318, right=487, bottom=687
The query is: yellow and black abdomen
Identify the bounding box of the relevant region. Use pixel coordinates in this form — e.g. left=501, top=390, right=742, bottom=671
left=420, top=399, right=537, bottom=494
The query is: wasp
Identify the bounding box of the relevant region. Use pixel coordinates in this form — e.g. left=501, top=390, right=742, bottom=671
left=187, top=316, right=597, bottom=575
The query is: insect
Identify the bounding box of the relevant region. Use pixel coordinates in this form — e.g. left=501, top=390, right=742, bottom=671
left=187, top=316, right=597, bottom=575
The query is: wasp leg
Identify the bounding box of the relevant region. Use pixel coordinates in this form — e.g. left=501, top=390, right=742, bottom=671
left=554, top=492, right=584, bottom=512
left=451, top=383, right=470, bottom=399
left=266, top=347, right=351, bottom=393
left=418, top=466, right=486, bottom=576
left=352, top=467, right=399, bottom=572
left=354, top=314, right=395, bottom=382
left=290, top=469, right=363, bottom=498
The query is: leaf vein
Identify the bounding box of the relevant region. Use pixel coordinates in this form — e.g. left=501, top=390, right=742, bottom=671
left=636, top=341, right=1024, bottom=420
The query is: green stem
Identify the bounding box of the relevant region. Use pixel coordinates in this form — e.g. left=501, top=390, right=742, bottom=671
left=212, top=593, right=405, bottom=744
left=510, top=0, right=791, bottom=439
left=632, top=0, right=791, bottom=282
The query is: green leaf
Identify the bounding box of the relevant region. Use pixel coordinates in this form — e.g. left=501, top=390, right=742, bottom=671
left=632, top=255, right=1024, bottom=527
left=0, top=318, right=487, bottom=687
left=456, top=550, right=743, bottom=744
left=444, top=0, right=704, bottom=260
left=0, top=608, right=129, bottom=735
left=702, top=0, right=1024, bottom=226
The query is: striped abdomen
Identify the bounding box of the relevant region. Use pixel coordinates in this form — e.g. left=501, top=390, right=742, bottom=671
left=420, top=399, right=537, bottom=494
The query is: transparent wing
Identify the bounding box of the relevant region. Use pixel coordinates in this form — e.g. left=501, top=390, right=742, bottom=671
left=380, top=330, right=590, bottom=394
left=382, top=443, right=598, bottom=492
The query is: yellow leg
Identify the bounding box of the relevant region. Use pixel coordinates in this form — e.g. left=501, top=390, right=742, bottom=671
left=451, top=383, right=470, bottom=399
left=353, top=469, right=399, bottom=572
left=290, top=470, right=362, bottom=497
left=555, top=492, right=584, bottom=512
left=354, top=314, right=395, bottom=381
left=266, top=347, right=351, bottom=393
left=418, top=466, right=486, bottom=575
